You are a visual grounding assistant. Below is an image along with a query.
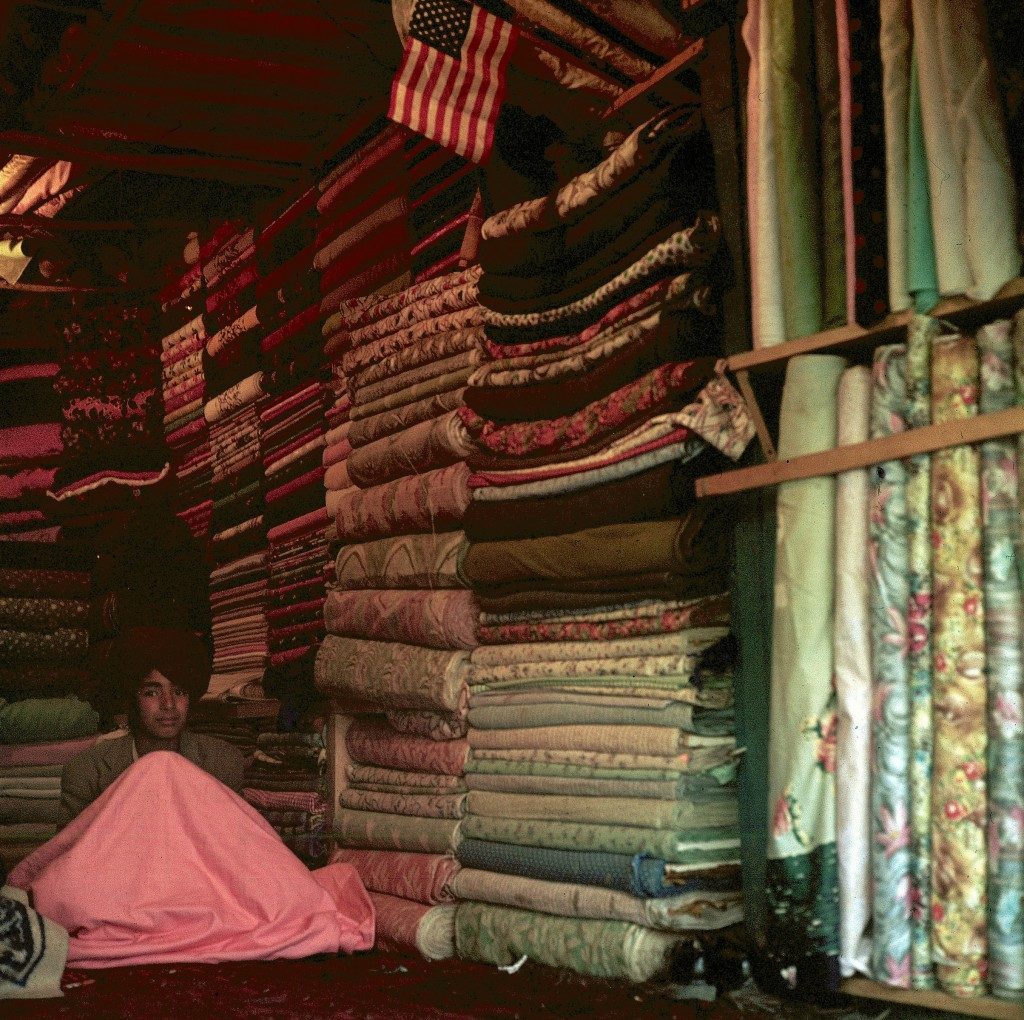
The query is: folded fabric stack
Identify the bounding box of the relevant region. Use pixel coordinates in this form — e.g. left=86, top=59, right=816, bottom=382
left=243, top=726, right=328, bottom=867
left=0, top=545, right=94, bottom=704
left=314, top=268, right=485, bottom=956
left=0, top=355, right=62, bottom=542
left=0, top=548, right=99, bottom=870
left=404, top=137, right=482, bottom=282
left=47, top=296, right=167, bottom=513
left=315, top=119, right=413, bottom=322
left=256, top=187, right=330, bottom=707
left=202, top=224, right=271, bottom=702
left=158, top=237, right=212, bottom=539
left=0, top=730, right=99, bottom=876
left=331, top=847, right=460, bottom=961
left=449, top=107, right=757, bottom=981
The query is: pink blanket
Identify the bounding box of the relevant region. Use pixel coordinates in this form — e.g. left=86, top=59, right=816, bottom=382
left=8, top=752, right=374, bottom=967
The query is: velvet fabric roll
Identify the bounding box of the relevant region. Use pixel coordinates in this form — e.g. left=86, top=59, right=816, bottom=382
left=464, top=512, right=728, bottom=611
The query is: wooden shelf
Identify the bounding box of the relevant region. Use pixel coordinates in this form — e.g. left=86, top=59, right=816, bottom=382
left=726, top=277, right=1024, bottom=376
left=697, top=407, right=1024, bottom=498
left=842, top=978, right=1022, bottom=1019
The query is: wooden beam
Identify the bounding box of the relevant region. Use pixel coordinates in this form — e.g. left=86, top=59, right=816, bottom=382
left=727, top=277, right=1024, bottom=374
left=601, top=39, right=705, bottom=119
left=0, top=130, right=302, bottom=188
left=842, top=979, right=1021, bottom=1020
left=0, top=213, right=191, bottom=232
left=696, top=406, right=1024, bottom=498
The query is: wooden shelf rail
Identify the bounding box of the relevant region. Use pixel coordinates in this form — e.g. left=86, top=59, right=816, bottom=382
left=697, top=406, right=1024, bottom=499
left=726, top=276, right=1024, bottom=376
left=842, top=978, right=1022, bottom=1019
left=601, top=38, right=705, bottom=119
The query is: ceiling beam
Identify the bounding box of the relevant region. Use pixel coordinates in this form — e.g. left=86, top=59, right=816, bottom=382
left=0, top=130, right=303, bottom=187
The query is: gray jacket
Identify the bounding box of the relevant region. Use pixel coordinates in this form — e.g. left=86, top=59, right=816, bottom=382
left=57, top=731, right=245, bottom=829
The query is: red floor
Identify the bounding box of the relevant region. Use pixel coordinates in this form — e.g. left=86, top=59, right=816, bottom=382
left=5, top=951, right=781, bottom=1020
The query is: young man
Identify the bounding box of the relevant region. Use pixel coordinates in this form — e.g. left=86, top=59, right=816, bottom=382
left=57, top=626, right=245, bottom=828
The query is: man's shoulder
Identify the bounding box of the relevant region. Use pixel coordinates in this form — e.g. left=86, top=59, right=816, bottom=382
left=62, top=733, right=132, bottom=774
left=188, top=732, right=244, bottom=765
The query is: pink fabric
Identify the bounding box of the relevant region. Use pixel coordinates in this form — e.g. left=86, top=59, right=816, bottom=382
left=0, top=363, right=58, bottom=385
left=266, top=466, right=325, bottom=504
left=324, top=588, right=479, bottom=650
left=261, top=303, right=321, bottom=355
left=330, top=849, right=459, bottom=904
left=0, top=735, right=97, bottom=768
left=0, top=423, right=63, bottom=466
left=267, top=506, right=330, bottom=545
left=346, top=719, right=469, bottom=776
left=332, top=462, right=471, bottom=543
left=10, top=753, right=373, bottom=967
left=0, top=466, right=58, bottom=501
left=369, top=893, right=431, bottom=955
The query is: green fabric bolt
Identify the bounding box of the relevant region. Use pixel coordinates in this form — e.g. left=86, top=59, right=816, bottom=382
left=906, top=56, right=939, bottom=314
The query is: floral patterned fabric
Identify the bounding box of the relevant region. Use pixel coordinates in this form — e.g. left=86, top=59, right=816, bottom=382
left=930, top=333, right=987, bottom=997
left=977, top=319, right=1024, bottom=1001
left=350, top=328, right=483, bottom=392
left=0, top=597, right=90, bottom=632
left=460, top=360, right=715, bottom=466
left=868, top=344, right=913, bottom=987
left=347, top=388, right=468, bottom=450
left=340, top=266, right=481, bottom=332
left=905, top=315, right=938, bottom=989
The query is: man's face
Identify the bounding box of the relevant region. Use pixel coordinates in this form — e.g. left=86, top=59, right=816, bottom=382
left=134, top=669, right=189, bottom=742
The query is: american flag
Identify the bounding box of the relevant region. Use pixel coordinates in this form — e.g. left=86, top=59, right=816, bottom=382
left=388, top=0, right=518, bottom=165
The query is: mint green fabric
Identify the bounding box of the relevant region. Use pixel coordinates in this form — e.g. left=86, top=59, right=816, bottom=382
left=906, top=55, right=939, bottom=313
left=0, top=697, right=98, bottom=745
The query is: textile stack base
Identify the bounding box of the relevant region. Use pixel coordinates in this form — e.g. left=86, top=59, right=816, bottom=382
left=315, top=210, right=484, bottom=930
left=446, top=105, right=755, bottom=980
left=158, top=240, right=211, bottom=539
left=242, top=722, right=329, bottom=868
left=0, top=353, right=62, bottom=542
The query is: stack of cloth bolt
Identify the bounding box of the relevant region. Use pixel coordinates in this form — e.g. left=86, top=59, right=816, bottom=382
left=403, top=137, right=482, bottom=282
left=313, top=268, right=488, bottom=957
left=449, top=107, right=759, bottom=982
left=202, top=223, right=270, bottom=701
left=0, top=543, right=99, bottom=871
left=315, top=119, right=413, bottom=322
left=158, top=236, right=212, bottom=539
left=256, top=188, right=330, bottom=710
left=0, top=352, right=62, bottom=542
left=243, top=709, right=328, bottom=867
